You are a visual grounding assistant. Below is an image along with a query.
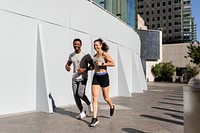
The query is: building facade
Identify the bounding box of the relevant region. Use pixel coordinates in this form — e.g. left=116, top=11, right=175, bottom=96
left=93, top=0, right=135, bottom=28
left=0, top=0, right=146, bottom=116
left=162, top=43, right=200, bottom=82
left=136, top=0, right=197, bottom=44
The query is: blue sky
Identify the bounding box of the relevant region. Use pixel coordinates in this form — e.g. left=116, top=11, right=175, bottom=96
left=192, top=0, right=200, bottom=42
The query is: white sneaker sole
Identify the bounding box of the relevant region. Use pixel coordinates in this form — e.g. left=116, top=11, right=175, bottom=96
left=76, top=112, right=86, bottom=119
left=90, top=121, right=99, bottom=127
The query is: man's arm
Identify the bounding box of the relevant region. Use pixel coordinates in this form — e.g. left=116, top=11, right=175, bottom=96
left=86, top=59, right=94, bottom=71
left=65, top=60, right=72, bottom=72
left=77, top=54, right=94, bottom=74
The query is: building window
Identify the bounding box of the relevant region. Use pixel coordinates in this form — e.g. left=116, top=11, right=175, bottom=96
left=157, top=10, right=160, bottom=14
left=168, top=8, right=172, bottom=12
left=146, top=11, right=149, bottom=15
left=175, top=36, right=181, bottom=39
left=152, top=24, right=155, bottom=28
left=184, top=0, right=190, bottom=4
left=157, top=3, right=160, bottom=7
left=163, top=16, right=166, bottom=20
left=163, top=9, right=166, bottom=13
left=157, top=17, right=160, bottom=21
left=168, top=37, right=172, bottom=42
left=175, top=0, right=181, bottom=4
left=139, top=5, right=144, bottom=8
left=174, top=22, right=181, bottom=25
left=168, top=1, right=171, bottom=5
left=163, top=2, right=166, bottom=6
left=152, top=4, right=154, bottom=8
left=174, top=7, right=181, bottom=11
left=174, top=14, right=181, bottom=18
left=168, top=15, right=172, bottom=19
left=157, top=24, right=160, bottom=28
left=146, top=18, right=149, bottom=22
left=169, top=22, right=172, bottom=26
left=175, top=29, right=181, bottom=32
left=169, top=30, right=172, bottom=33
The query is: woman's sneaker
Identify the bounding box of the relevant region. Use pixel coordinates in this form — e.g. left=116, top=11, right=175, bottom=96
left=110, top=104, right=115, bottom=117
left=89, top=118, right=99, bottom=127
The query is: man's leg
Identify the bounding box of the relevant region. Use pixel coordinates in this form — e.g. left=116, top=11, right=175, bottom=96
left=78, top=79, right=93, bottom=114
left=72, top=80, right=83, bottom=112
left=78, top=79, right=90, bottom=105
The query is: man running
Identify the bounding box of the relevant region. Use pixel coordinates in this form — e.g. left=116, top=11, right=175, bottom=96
left=65, top=38, right=93, bottom=119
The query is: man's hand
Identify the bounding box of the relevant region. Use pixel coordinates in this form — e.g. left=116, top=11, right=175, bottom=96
left=66, top=65, right=71, bottom=72
left=65, top=60, right=72, bottom=72
left=77, top=68, right=85, bottom=74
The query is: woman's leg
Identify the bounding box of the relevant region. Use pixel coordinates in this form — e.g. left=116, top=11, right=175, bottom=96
left=102, top=86, right=115, bottom=116
left=102, top=86, right=113, bottom=109
left=92, top=85, right=101, bottom=118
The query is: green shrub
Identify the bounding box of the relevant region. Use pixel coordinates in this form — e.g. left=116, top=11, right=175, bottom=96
left=185, top=64, right=200, bottom=82
left=185, top=44, right=200, bottom=66
left=151, top=62, right=175, bottom=81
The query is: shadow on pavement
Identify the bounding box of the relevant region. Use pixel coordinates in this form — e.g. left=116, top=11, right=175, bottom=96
left=151, top=106, right=183, bottom=113
left=140, top=114, right=183, bottom=125
left=98, top=115, right=110, bottom=119
left=167, top=95, right=183, bottom=99
left=163, top=98, right=183, bottom=101
left=54, top=107, right=78, bottom=117
left=54, top=108, right=90, bottom=124
left=122, top=128, right=145, bottom=133
left=164, top=113, right=184, bottom=120
left=158, top=102, right=183, bottom=106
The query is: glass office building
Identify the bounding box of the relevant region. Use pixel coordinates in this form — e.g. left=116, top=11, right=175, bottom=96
left=93, top=0, right=135, bottom=29
left=136, top=0, right=197, bottom=44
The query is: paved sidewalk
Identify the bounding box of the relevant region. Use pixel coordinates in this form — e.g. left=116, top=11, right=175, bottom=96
left=0, top=82, right=185, bottom=133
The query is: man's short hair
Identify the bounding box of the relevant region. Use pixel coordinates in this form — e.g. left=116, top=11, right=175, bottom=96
left=73, top=38, right=82, bottom=45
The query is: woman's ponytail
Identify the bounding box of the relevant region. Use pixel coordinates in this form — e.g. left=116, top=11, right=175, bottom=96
left=94, top=38, right=109, bottom=52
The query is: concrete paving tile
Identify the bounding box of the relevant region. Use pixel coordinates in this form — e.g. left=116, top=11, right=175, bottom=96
left=0, top=82, right=184, bottom=133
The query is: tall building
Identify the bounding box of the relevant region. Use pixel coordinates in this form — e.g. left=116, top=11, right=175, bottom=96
left=136, top=0, right=197, bottom=44
left=93, top=0, right=135, bottom=28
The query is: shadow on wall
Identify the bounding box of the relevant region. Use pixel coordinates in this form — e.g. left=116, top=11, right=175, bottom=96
left=48, top=93, right=56, bottom=111
left=122, top=128, right=145, bottom=133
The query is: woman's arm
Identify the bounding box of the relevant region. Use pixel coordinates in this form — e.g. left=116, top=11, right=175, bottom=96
left=102, top=52, right=115, bottom=67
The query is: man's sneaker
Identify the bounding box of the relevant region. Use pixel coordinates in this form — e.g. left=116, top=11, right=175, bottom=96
left=87, top=104, right=93, bottom=115
left=110, top=104, right=115, bottom=117
left=76, top=111, right=86, bottom=119
left=89, top=118, right=99, bottom=127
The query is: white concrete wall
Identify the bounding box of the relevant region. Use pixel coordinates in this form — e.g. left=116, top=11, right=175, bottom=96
left=0, top=0, right=146, bottom=116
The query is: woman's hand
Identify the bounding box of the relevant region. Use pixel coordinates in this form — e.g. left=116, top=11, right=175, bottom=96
left=96, top=62, right=103, bottom=66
